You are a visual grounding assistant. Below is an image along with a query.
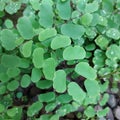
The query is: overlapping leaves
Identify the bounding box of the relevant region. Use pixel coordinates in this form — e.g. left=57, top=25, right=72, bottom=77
left=0, top=0, right=119, bottom=119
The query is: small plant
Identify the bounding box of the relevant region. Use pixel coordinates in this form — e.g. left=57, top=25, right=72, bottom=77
left=0, top=0, right=120, bottom=119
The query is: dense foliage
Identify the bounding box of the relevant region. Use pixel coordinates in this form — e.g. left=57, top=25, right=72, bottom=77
left=0, top=0, right=120, bottom=119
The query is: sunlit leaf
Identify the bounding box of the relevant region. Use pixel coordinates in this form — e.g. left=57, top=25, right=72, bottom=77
left=95, top=35, right=109, bottom=50
left=17, top=16, right=34, bottom=39
left=63, top=46, right=86, bottom=60
left=43, top=58, right=56, bottom=80
left=100, top=93, right=109, bottom=106
left=97, top=107, right=109, bottom=117
left=5, top=2, right=21, bottom=14
left=75, top=62, right=97, bottom=80
left=68, top=82, right=86, bottom=104
left=106, top=28, right=120, bottom=40
left=38, top=92, right=55, bottom=102
left=20, top=41, right=33, bottom=57
left=81, top=13, right=93, bottom=26
left=32, top=47, right=44, bottom=68
left=31, top=68, right=42, bottom=83
left=61, top=23, right=85, bottom=39
left=85, top=1, right=99, bottom=13
left=84, top=79, right=100, bottom=97
left=84, top=106, right=96, bottom=118
left=57, top=0, right=71, bottom=20
left=51, top=35, right=71, bottom=50
left=39, top=0, right=54, bottom=28
left=4, top=19, right=13, bottom=28
left=53, top=70, right=66, bottom=93
left=0, top=29, right=16, bottom=50
left=56, top=104, right=74, bottom=116
left=20, top=74, right=31, bottom=88
left=50, top=114, right=59, bottom=120
left=38, top=28, right=57, bottom=41
left=27, top=101, right=43, bottom=117
left=106, top=44, right=120, bottom=60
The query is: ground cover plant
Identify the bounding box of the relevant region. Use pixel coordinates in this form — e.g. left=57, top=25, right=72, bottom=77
left=0, top=0, right=120, bottom=119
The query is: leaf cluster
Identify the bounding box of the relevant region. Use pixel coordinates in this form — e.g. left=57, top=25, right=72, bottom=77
left=0, top=0, right=120, bottom=119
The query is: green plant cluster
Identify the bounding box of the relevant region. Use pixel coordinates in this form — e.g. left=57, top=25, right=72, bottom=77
left=0, top=0, right=120, bottom=119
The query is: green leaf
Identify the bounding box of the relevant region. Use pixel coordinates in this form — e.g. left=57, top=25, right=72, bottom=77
left=7, top=67, right=20, bottom=78
left=85, top=1, right=99, bottom=13
left=98, top=67, right=111, bottom=76
left=106, top=44, right=120, bottom=60
left=36, top=80, right=53, bottom=89
left=0, top=1, right=5, bottom=11
left=32, top=47, right=44, bottom=68
left=50, top=114, right=59, bottom=120
left=39, top=114, right=51, bottom=120
left=84, top=95, right=98, bottom=105
left=5, top=2, right=21, bottom=14
left=39, top=0, right=54, bottom=28
left=0, top=104, right=5, bottom=113
left=13, top=108, right=23, bottom=120
left=106, top=28, right=120, bottom=40
left=95, top=35, right=109, bottom=50
left=43, top=58, right=56, bottom=80
left=53, top=70, right=66, bottom=93
left=76, top=0, right=86, bottom=13
left=20, top=74, right=31, bottom=88
left=102, top=0, right=114, bottom=13
left=51, top=35, right=71, bottom=50
left=84, top=79, right=100, bottom=97
left=84, top=106, right=96, bottom=118
left=7, top=107, right=19, bottom=117
left=4, top=19, right=13, bottom=28
left=1, top=54, right=20, bottom=68
left=56, top=104, right=74, bottom=116
left=85, top=43, right=96, bottom=51
left=20, top=41, right=33, bottom=57
left=100, top=93, right=109, bottom=106
left=63, top=45, right=86, bottom=60
left=17, top=16, right=34, bottom=39
left=61, top=23, right=85, bottom=39
left=45, top=102, right=57, bottom=112
left=16, top=92, right=23, bottom=99
left=93, top=49, right=106, bottom=69
left=15, top=37, right=24, bottom=46
left=7, top=80, right=19, bottom=91
left=0, top=73, right=9, bottom=82
left=31, top=68, right=42, bottom=83
left=27, top=101, right=43, bottom=117
left=68, top=82, right=86, bottom=104
left=30, top=0, right=40, bottom=10
left=57, top=0, right=71, bottom=20
left=38, top=28, right=57, bottom=41
left=81, top=13, right=93, bottom=26
left=38, top=92, right=55, bottom=102
left=97, top=107, right=109, bottom=118
left=56, top=93, right=72, bottom=104
left=0, top=29, right=16, bottom=50
left=100, top=81, right=109, bottom=93
left=75, top=62, right=97, bottom=80
left=18, top=58, right=30, bottom=68
left=98, top=16, right=108, bottom=26
left=0, top=85, right=6, bottom=95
